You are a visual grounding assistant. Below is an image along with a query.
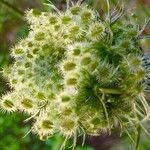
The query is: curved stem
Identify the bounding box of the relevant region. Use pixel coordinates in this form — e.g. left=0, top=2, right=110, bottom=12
left=0, top=0, right=24, bottom=17
left=100, top=93, right=111, bottom=133
left=106, top=0, right=111, bottom=23
left=66, top=0, right=70, bottom=9
left=134, top=124, right=141, bottom=150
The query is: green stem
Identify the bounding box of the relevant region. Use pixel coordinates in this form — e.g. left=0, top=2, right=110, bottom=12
left=106, top=0, right=111, bottom=23
left=100, top=93, right=111, bottom=132
left=99, top=88, right=122, bottom=94
left=0, top=0, right=24, bottom=17
left=134, top=124, right=141, bottom=150
left=140, top=35, right=150, bottom=39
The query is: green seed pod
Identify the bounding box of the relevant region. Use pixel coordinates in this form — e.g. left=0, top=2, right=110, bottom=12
left=0, top=93, right=17, bottom=113
left=3, top=100, right=14, bottom=108
left=34, top=32, right=45, bottom=41
left=61, top=95, right=71, bottom=102
left=24, top=62, right=32, bottom=68
left=36, top=92, right=46, bottom=100
left=89, top=23, right=105, bottom=40
left=61, top=107, right=72, bottom=116
left=59, top=118, right=78, bottom=136
left=72, top=48, right=81, bottom=56
left=49, top=15, right=58, bottom=24
left=17, top=69, right=25, bottom=75
left=41, top=120, right=53, bottom=129
left=70, top=6, right=80, bottom=15
left=80, top=56, right=92, bottom=65
left=80, top=9, right=92, bottom=23
left=66, top=78, right=77, bottom=86
left=61, top=15, right=72, bottom=24
left=33, top=117, right=54, bottom=137
left=32, top=9, right=41, bottom=17
left=27, top=53, right=33, bottom=59
left=21, top=98, right=33, bottom=109
left=63, top=61, right=76, bottom=71
left=14, top=48, right=24, bottom=55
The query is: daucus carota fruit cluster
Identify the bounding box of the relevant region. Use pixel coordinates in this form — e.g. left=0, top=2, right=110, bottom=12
left=0, top=0, right=150, bottom=149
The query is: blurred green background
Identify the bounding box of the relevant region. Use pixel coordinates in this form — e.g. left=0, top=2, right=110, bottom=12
left=0, top=0, right=150, bottom=150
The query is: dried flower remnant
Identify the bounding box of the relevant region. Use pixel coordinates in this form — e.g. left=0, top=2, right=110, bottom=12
left=0, top=0, right=150, bottom=149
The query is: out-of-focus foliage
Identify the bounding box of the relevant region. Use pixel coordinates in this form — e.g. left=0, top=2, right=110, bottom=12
left=112, top=123, right=150, bottom=150
left=0, top=0, right=150, bottom=150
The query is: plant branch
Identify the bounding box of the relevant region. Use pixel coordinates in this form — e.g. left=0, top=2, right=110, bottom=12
left=139, top=35, right=150, bottom=39
left=99, top=88, right=122, bottom=94
left=0, top=0, right=24, bottom=17
left=106, top=0, right=111, bottom=23
left=134, top=124, right=141, bottom=150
